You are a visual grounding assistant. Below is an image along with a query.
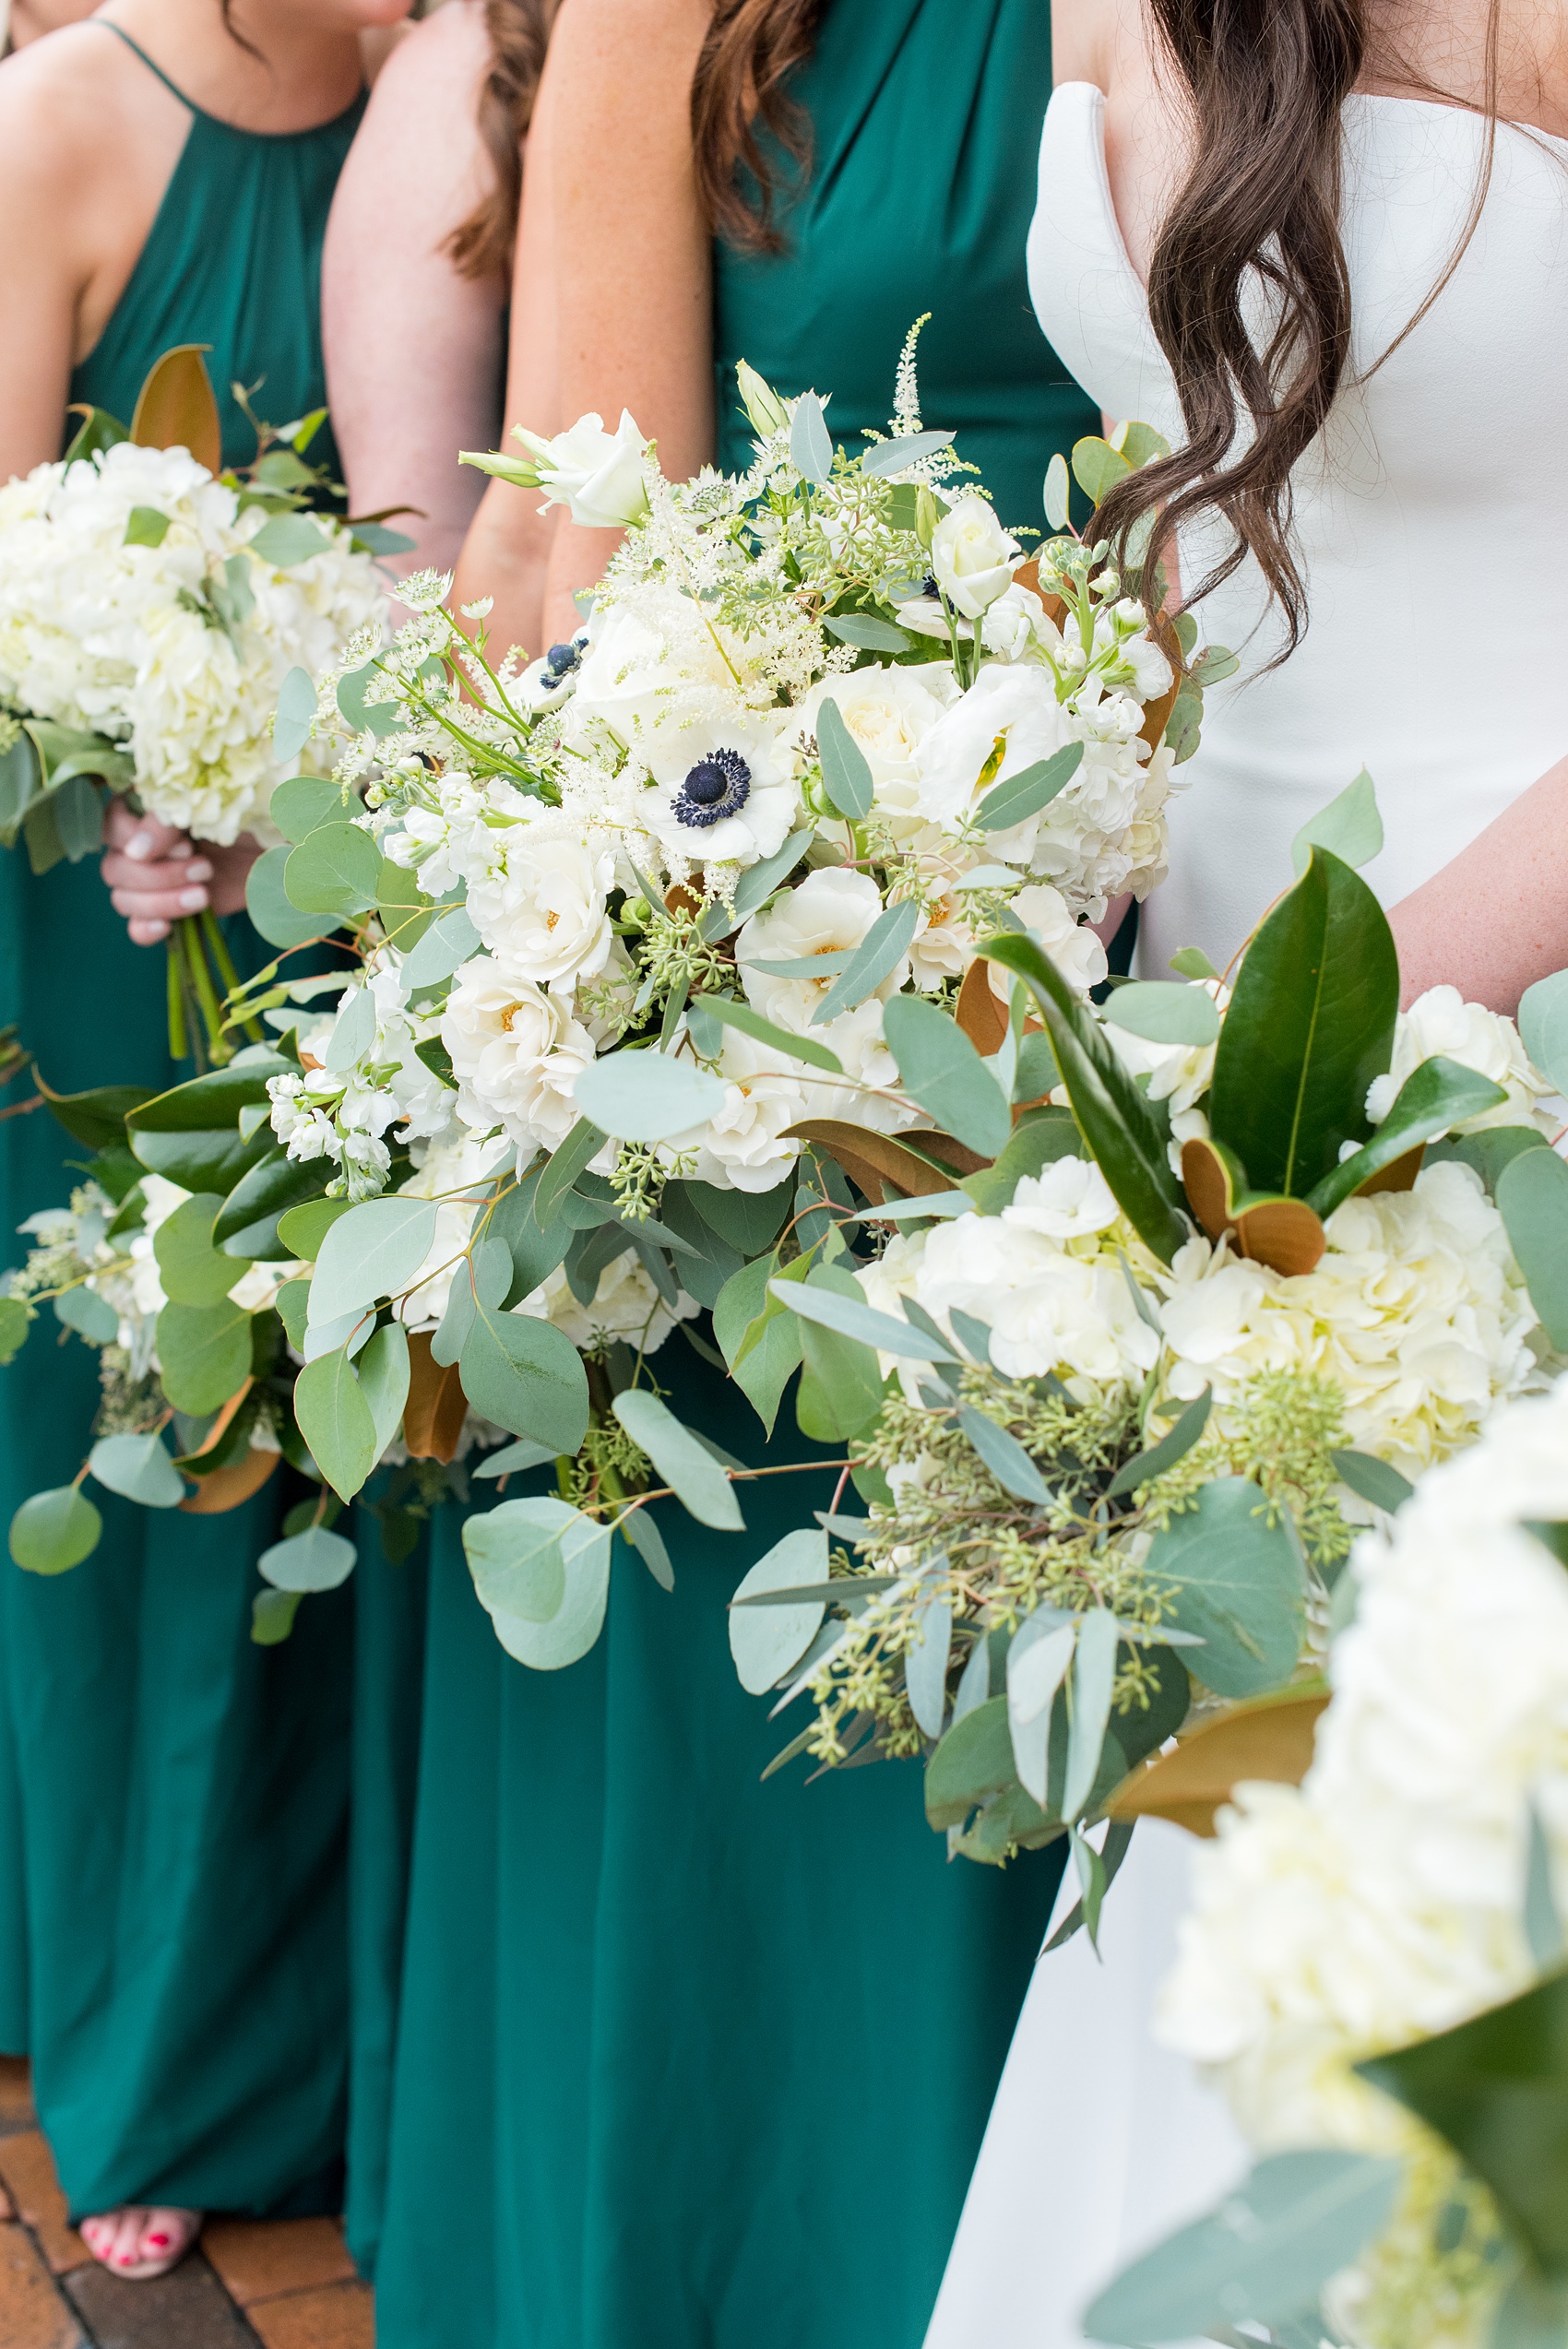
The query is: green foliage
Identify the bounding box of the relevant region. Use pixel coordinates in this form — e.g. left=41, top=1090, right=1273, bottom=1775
left=259, top=1524, right=357, bottom=1592
left=53, top=1286, right=118, bottom=1343
left=1289, top=767, right=1384, bottom=876
left=1308, top=1058, right=1507, bottom=1219
left=283, top=821, right=381, bottom=919
left=1209, top=848, right=1398, bottom=1198
left=10, top=1485, right=101, bottom=1574
left=961, top=1110, right=1081, bottom=1211
left=1520, top=970, right=1568, bottom=1099
left=974, top=742, right=1084, bottom=834
left=572, top=1050, right=726, bottom=1145
left=123, top=505, right=171, bottom=549
left=87, top=1431, right=184, bottom=1509
left=463, top=1497, right=612, bottom=1668
left=216, top=1148, right=328, bottom=1259
left=1071, top=435, right=1133, bottom=504
left=1083, top=2151, right=1403, bottom=2346
left=1142, top=1477, right=1305, bottom=1698
left=1332, top=1447, right=1415, bottom=1514
left=1498, top=1146, right=1568, bottom=1350
left=251, top=1588, right=302, bottom=1644
left=809, top=896, right=920, bottom=1026
left=249, top=513, right=331, bottom=567
left=309, top=1197, right=439, bottom=1326
left=457, top=1295, right=590, bottom=1454
left=0, top=1295, right=29, bottom=1364
left=729, top=1528, right=828, bottom=1692
left=882, top=993, right=1012, bottom=1156
left=1100, top=979, right=1219, bottom=1048
left=693, top=992, right=842, bottom=1074
left=795, top=1263, right=886, bottom=1442
left=154, top=1192, right=249, bottom=1304
left=716, top=1253, right=802, bottom=1437
left=245, top=845, right=325, bottom=948
left=612, top=1388, right=743, bottom=1529
left=294, top=1344, right=380, bottom=1501
left=157, top=1298, right=252, bottom=1414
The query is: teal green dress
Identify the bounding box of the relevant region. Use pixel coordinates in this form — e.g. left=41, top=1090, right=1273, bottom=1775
left=0, top=26, right=394, bottom=2222
left=365, top=5, right=1099, bottom=2343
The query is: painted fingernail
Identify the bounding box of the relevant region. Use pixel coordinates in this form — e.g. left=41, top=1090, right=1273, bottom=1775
left=184, top=860, right=212, bottom=883
left=179, top=888, right=208, bottom=912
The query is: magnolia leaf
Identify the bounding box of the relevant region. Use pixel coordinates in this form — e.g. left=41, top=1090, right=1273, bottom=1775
left=1290, top=767, right=1384, bottom=876
left=814, top=695, right=874, bottom=822
left=808, top=896, right=919, bottom=1026
left=1520, top=968, right=1568, bottom=1099
left=974, top=742, right=1084, bottom=835
left=729, top=1527, right=827, bottom=1692
left=464, top=1496, right=611, bottom=1668
left=294, top=1343, right=381, bottom=1501
left=309, top=1197, right=440, bottom=1327
left=1499, top=1145, right=1568, bottom=1350
left=612, top=1388, right=743, bottom=1529
left=274, top=666, right=319, bottom=765
left=130, top=343, right=220, bottom=471
left=1101, top=980, right=1220, bottom=1049
left=1308, top=1056, right=1507, bottom=1218
left=1107, top=1685, right=1327, bottom=1837
left=9, top=1485, right=102, bottom=1574
left=790, top=390, right=834, bottom=484
left=260, top=1524, right=357, bottom=1592
left=87, top=1431, right=184, bottom=1509
left=882, top=993, right=1012, bottom=1156
left=1083, top=2151, right=1403, bottom=2344
left=1143, top=1477, right=1304, bottom=1699
left=573, top=1050, right=726, bottom=1144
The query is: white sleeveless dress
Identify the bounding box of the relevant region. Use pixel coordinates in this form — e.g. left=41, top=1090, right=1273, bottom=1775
left=926, top=83, right=1568, bottom=2349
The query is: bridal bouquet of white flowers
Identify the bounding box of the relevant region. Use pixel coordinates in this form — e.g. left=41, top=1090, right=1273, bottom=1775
left=1083, top=1368, right=1568, bottom=2349
left=0, top=347, right=387, bottom=1062
left=719, top=785, right=1568, bottom=1903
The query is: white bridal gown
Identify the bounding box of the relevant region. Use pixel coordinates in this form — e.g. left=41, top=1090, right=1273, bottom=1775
left=927, top=82, right=1568, bottom=2349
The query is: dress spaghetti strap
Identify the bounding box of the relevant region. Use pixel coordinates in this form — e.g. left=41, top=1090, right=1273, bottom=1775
left=93, top=19, right=196, bottom=109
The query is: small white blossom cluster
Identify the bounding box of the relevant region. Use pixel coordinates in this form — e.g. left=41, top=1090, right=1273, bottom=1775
left=0, top=442, right=384, bottom=843
left=281, top=350, right=1188, bottom=1229
left=1155, top=1370, right=1568, bottom=2348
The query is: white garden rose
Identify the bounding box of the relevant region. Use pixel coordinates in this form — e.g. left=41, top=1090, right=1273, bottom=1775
left=928, top=492, right=1020, bottom=619
left=793, top=665, right=953, bottom=830
left=442, top=959, right=600, bottom=1159
left=509, top=409, right=650, bottom=531
left=465, top=831, right=618, bottom=995
left=1365, top=985, right=1554, bottom=1133
left=688, top=1026, right=818, bottom=1194
left=736, top=866, right=902, bottom=1032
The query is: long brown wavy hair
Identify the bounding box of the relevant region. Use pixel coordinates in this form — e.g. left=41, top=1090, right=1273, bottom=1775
left=691, top=0, right=829, bottom=249
left=1097, top=0, right=1503, bottom=654
left=447, top=0, right=564, bottom=281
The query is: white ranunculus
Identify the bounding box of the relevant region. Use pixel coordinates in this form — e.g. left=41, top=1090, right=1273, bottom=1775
left=928, top=492, right=1021, bottom=619
left=638, top=710, right=800, bottom=869
left=512, top=409, right=650, bottom=531
left=736, top=867, right=899, bottom=1032
left=465, top=832, right=617, bottom=995
left=442, top=958, right=599, bottom=1158
left=1365, top=985, right=1553, bottom=1133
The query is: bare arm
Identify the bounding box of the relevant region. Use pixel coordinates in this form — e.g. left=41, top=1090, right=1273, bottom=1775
left=324, top=3, right=506, bottom=577
left=1387, top=753, right=1568, bottom=1014
left=452, top=0, right=712, bottom=657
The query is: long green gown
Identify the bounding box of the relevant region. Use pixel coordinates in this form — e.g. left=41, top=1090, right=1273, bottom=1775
left=364, top=5, right=1100, bottom=2343
left=0, top=26, right=382, bottom=2221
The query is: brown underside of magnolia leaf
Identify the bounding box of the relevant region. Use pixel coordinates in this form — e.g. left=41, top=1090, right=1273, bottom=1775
left=900, top=1129, right=990, bottom=1178
left=179, top=1444, right=279, bottom=1515
left=402, top=1330, right=469, bottom=1462
left=956, top=957, right=1008, bottom=1057
left=782, top=1119, right=963, bottom=1206
left=1106, top=1691, right=1330, bottom=1838
left=1180, top=1137, right=1327, bottom=1276
left=130, top=345, right=222, bottom=477
left=1355, top=1142, right=1425, bottom=1196
left=1012, top=558, right=1064, bottom=627
left=179, top=1378, right=254, bottom=1462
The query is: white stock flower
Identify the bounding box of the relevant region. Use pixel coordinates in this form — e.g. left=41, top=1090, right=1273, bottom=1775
left=928, top=492, right=1020, bottom=619
left=1366, top=986, right=1554, bottom=1133
left=512, top=410, right=650, bottom=530
left=442, top=959, right=599, bottom=1158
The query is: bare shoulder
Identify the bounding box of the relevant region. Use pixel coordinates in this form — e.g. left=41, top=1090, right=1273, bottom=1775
left=0, top=22, right=130, bottom=196
left=366, top=0, right=491, bottom=105
left=1051, top=0, right=1159, bottom=99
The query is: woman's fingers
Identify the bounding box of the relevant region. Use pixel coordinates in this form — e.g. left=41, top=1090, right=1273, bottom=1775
left=102, top=801, right=193, bottom=863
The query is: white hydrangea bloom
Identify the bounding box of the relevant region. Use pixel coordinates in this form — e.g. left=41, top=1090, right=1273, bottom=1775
left=1366, top=986, right=1556, bottom=1133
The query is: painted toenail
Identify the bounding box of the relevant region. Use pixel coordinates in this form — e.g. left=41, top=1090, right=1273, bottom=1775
left=145, top=2233, right=169, bottom=2248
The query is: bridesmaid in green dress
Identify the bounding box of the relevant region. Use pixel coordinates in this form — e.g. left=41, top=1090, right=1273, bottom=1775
left=367, top=5, right=1100, bottom=2344
left=0, top=0, right=406, bottom=2281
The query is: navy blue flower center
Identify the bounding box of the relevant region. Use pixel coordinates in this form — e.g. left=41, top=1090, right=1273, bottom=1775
left=545, top=637, right=584, bottom=680
left=674, top=746, right=751, bottom=829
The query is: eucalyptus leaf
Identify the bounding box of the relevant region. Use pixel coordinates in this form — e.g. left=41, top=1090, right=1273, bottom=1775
left=273, top=666, right=319, bottom=765
left=1290, top=768, right=1384, bottom=877
left=251, top=1589, right=302, bottom=1644
left=573, top=1050, right=726, bottom=1144
left=9, top=1485, right=101, bottom=1575
left=1063, top=1608, right=1119, bottom=1821
left=612, top=1388, right=743, bottom=1529
left=284, top=821, right=381, bottom=919
left=87, top=1430, right=184, bottom=1509
left=730, top=826, right=815, bottom=923
left=795, top=1263, right=886, bottom=1442
left=729, top=1527, right=827, bottom=1692
left=249, top=513, right=331, bottom=566
left=245, top=844, right=326, bottom=950
left=1499, top=1145, right=1568, bottom=1350
left=465, top=1497, right=611, bottom=1668
left=1071, top=435, right=1133, bottom=505
left=860, top=429, right=955, bottom=475
left=1044, top=453, right=1072, bottom=530
left=1143, top=1477, right=1304, bottom=1699
left=715, top=1254, right=802, bottom=1437
left=1106, top=1389, right=1213, bottom=1501
left=337, top=658, right=403, bottom=740
left=770, top=1279, right=957, bottom=1363
left=905, top=1586, right=953, bottom=1738
left=695, top=993, right=842, bottom=1074
left=1520, top=969, right=1568, bottom=1099
left=259, top=1524, right=357, bottom=1593
left=621, top=1506, right=674, bottom=1590
left=823, top=611, right=911, bottom=653
left=357, top=1322, right=410, bottom=1461
left=974, top=742, right=1085, bottom=835
left=1331, top=1448, right=1415, bottom=1514
left=309, top=1197, right=439, bottom=1326
left=458, top=1297, right=590, bottom=1453
left=956, top=1405, right=1048, bottom=1502
left=294, top=1343, right=381, bottom=1501
left=1101, top=980, right=1220, bottom=1049
left=324, top=986, right=377, bottom=1074
left=472, top=1437, right=559, bottom=1479
left=881, top=991, right=1013, bottom=1157
left=808, top=895, right=919, bottom=1026
left=1006, top=1619, right=1076, bottom=1803
left=789, top=390, right=834, bottom=484
left=812, top=695, right=873, bottom=823
left=156, top=1299, right=252, bottom=1414
left=399, top=908, right=481, bottom=991
left=53, top=1286, right=119, bottom=1344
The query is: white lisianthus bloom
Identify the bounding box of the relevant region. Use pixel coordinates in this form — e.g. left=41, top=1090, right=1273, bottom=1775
left=1365, top=985, right=1554, bottom=1133
left=1158, top=1161, right=1542, bottom=1475
left=1013, top=883, right=1109, bottom=994
left=737, top=867, right=901, bottom=1031
left=980, top=583, right=1057, bottom=662
left=928, top=492, right=1021, bottom=619
left=638, top=710, right=800, bottom=868
left=465, top=832, right=617, bottom=995
left=518, top=1252, right=696, bottom=1355
left=911, top=662, right=1079, bottom=851
left=511, top=409, right=650, bottom=530
left=442, top=959, right=599, bottom=1158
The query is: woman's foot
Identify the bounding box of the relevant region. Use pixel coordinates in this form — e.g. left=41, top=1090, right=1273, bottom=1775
left=77, top=2206, right=202, bottom=2280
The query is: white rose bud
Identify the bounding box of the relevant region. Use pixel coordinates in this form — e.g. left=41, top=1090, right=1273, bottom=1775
left=929, top=492, right=1021, bottom=619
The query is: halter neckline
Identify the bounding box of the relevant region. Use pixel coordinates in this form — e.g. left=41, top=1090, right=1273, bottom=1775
left=97, top=20, right=365, bottom=144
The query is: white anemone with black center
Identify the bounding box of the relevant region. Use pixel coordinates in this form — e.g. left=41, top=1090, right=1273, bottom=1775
left=638, top=710, right=801, bottom=869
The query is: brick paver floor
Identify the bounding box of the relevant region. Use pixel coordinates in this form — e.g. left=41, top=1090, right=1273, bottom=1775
left=0, top=2061, right=374, bottom=2349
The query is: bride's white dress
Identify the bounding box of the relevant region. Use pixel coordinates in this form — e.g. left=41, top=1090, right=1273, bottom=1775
left=927, top=81, right=1568, bottom=2349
